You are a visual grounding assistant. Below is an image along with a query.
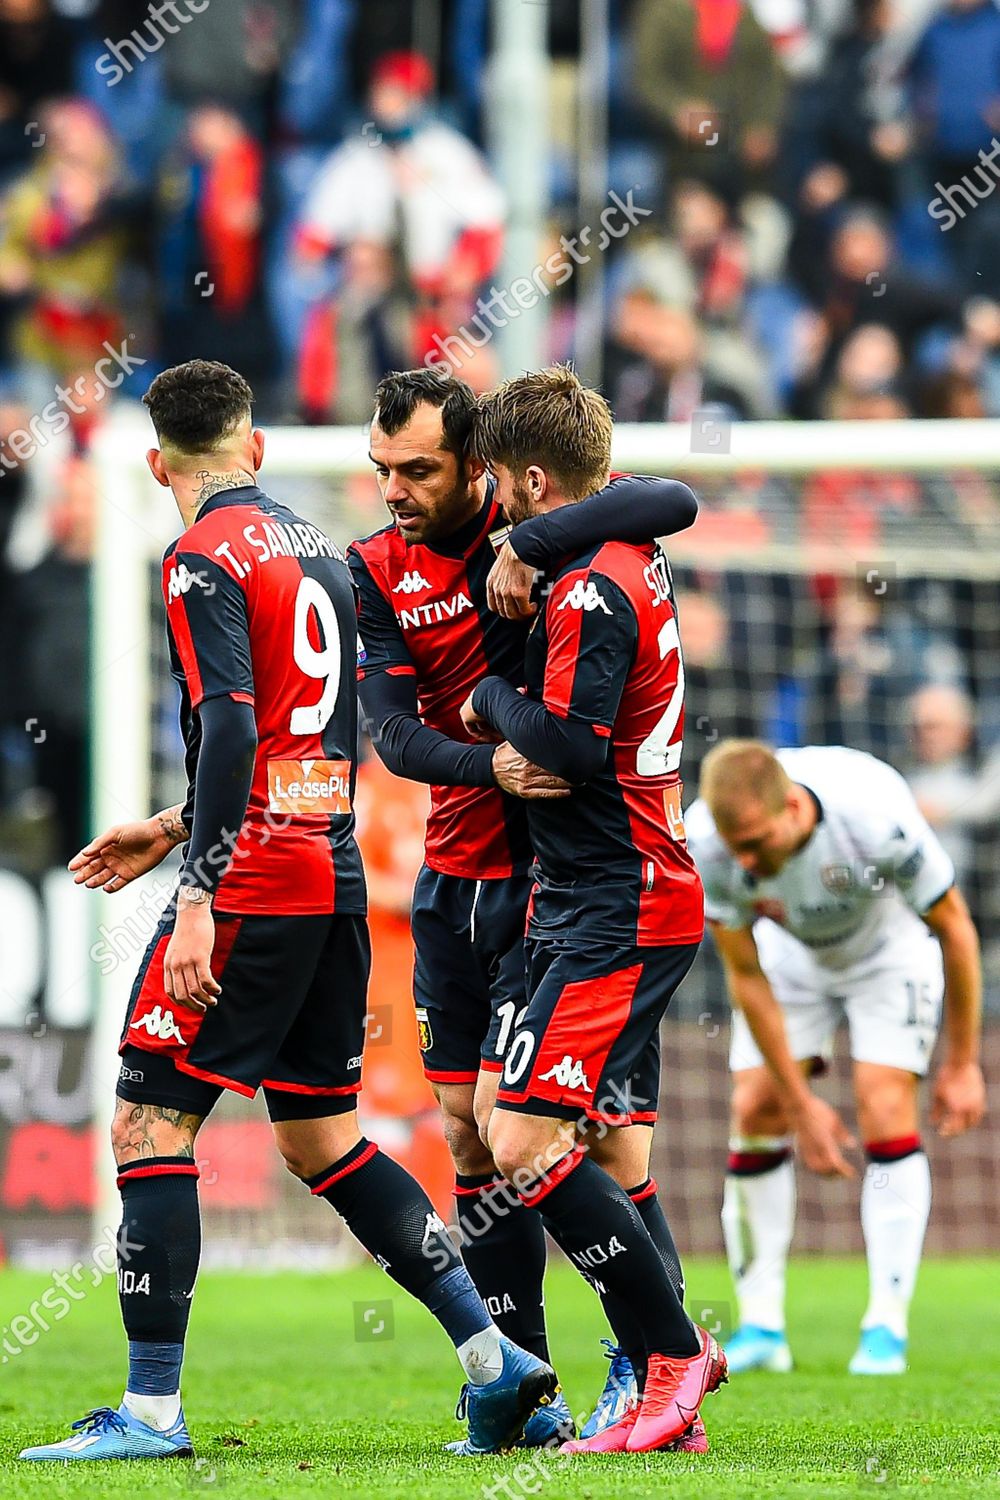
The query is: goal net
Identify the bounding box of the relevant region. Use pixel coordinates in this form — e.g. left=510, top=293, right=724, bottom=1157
left=80, top=409, right=1000, bottom=1272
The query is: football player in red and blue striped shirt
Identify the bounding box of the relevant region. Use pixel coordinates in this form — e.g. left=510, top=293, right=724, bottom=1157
left=21, top=361, right=558, bottom=1465
left=463, top=367, right=726, bottom=1455
left=349, top=368, right=701, bottom=1445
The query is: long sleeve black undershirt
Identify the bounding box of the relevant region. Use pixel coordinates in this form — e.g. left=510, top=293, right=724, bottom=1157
left=359, top=670, right=497, bottom=787
left=180, top=695, right=258, bottom=894
left=507, top=475, right=697, bottom=568
left=471, top=676, right=607, bottom=783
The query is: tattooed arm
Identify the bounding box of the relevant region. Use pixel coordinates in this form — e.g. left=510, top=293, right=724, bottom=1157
left=68, top=803, right=190, bottom=893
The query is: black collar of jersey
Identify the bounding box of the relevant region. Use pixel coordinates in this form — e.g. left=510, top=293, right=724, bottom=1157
left=425, top=479, right=497, bottom=559
left=195, top=483, right=270, bottom=520
left=801, top=784, right=824, bottom=825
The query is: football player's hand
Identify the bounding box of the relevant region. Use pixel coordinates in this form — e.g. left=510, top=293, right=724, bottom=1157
left=69, top=816, right=176, bottom=893
left=931, top=1058, right=986, bottom=1137
left=791, top=1093, right=857, bottom=1178
left=492, top=742, right=571, bottom=800
left=460, top=691, right=501, bottom=743
left=164, top=904, right=220, bottom=1013
left=487, top=543, right=538, bottom=620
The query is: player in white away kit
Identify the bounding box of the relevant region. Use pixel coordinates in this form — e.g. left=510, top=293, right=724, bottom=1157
left=686, top=741, right=986, bottom=1376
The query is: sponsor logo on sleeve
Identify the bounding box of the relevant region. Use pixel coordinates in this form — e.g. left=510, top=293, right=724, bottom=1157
left=166, top=562, right=214, bottom=601
left=896, top=845, right=925, bottom=882
left=558, top=579, right=612, bottom=615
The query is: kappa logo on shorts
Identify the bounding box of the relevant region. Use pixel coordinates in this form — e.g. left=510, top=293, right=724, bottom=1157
left=118, top=1064, right=145, bottom=1083
left=415, top=1007, right=432, bottom=1052
left=538, top=1055, right=593, bottom=1092
left=129, top=1005, right=185, bottom=1044
left=557, top=579, right=612, bottom=615
left=346, top=1054, right=363, bottom=1070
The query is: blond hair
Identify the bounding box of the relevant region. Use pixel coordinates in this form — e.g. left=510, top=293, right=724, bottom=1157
left=699, top=739, right=791, bottom=827
left=474, top=365, right=613, bottom=501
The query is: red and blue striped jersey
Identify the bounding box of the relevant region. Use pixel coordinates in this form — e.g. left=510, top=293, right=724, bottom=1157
left=163, top=486, right=366, bottom=916
left=523, top=539, right=704, bottom=946
left=348, top=494, right=533, bottom=880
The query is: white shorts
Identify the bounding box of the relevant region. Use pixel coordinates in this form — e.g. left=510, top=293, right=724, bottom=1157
left=728, top=934, right=944, bottom=1078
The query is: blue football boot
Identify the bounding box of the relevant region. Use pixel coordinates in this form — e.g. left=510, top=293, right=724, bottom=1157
left=849, top=1325, right=907, bottom=1375
left=579, top=1340, right=638, bottom=1439
left=724, top=1324, right=794, bottom=1374
left=520, top=1390, right=575, bottom=1448
left=20, top=1404, right=193, bottom=1461
left=446, top=1339, right=559, bottom=1455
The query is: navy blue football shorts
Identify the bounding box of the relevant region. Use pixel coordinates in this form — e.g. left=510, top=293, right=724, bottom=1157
left=410, top=865, right=532, bottom=1087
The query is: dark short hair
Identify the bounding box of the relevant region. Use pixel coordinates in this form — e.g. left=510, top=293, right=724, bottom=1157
left=143, top=360, right=254, bottom=454
left=475, top=365, right=613, bottom=500
left=372, top=368, right=477, bottom=458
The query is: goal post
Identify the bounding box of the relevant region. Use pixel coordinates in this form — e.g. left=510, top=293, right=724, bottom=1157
left=89, top=411, right=1000, bottom=1256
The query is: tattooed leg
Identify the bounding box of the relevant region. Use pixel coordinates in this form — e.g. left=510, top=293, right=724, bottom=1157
left=104, top=1100, right=205, bottom=1421
left=112, top=1099, right=203, bottom=1166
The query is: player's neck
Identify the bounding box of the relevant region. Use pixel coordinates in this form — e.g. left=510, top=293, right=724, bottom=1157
left=174, top=467, right=258, bottom=528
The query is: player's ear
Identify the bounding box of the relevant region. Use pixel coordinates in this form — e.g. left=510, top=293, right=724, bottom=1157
left=525, top=464, right=547, bottom=504
left=464, top=449, right=486, bottom=485
left=250, top=428, right=265, bottom=472
left=146, top=448, right=170, bottom=487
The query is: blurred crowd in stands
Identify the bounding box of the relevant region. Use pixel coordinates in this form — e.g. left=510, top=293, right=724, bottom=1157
left=5, top=0, right=1000, bottom=422
left=1, top=0, right=999, bottom=982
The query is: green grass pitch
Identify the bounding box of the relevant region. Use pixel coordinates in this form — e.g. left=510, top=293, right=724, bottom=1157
left=2, top=1257, right=998, bottom=1498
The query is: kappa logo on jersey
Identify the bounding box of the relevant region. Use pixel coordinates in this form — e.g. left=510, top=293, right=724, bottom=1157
left=130, top=1005, right=185, bottom=1043
left=392, top=570, right=432, bottom=595
left=538, top=1055, right=593, bottom=1092
left=557, top=579, right=612, bottom=615
left=398, top=590, right=473, bottom=630
left=167, top=562, right=214, bottom=602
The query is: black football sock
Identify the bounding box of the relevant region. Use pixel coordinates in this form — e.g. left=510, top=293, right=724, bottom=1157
left=307, top=1140, right=499, bottom=1353
left=117, top=1157, right=201, bottom=1399
left=595, top=1178, right=687, bottom=1392
left=455, top=1172, right=550, bottom=1362
left=628, top=1178, right=685, bottom=1303
left=521, top=1149, right=699, bottom=1359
